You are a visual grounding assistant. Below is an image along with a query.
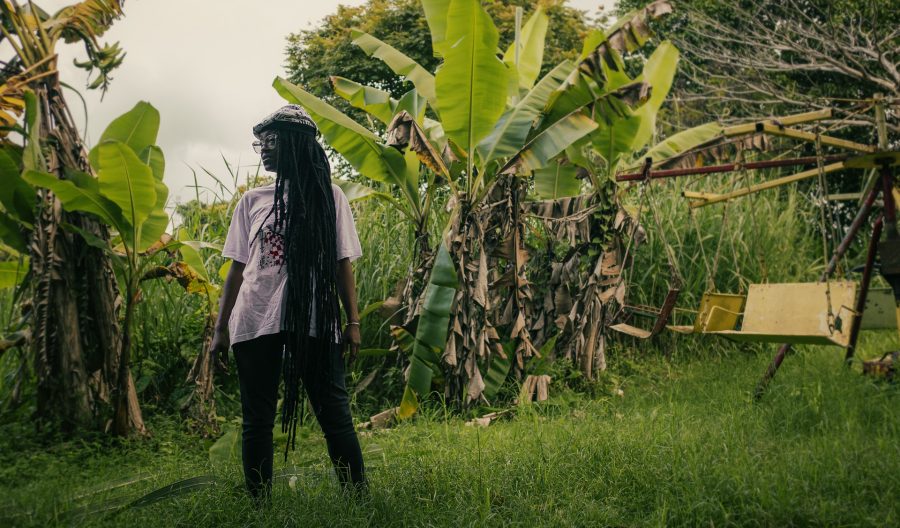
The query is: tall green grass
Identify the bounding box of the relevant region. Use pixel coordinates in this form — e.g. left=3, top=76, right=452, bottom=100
left=2, top=342, right=896, bottom=526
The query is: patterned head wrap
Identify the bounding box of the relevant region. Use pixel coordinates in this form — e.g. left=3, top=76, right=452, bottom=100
left=252, top=104, right=317, bottom=138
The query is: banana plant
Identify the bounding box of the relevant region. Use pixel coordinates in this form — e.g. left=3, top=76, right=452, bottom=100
left=274, top=0, right=671, bottom=413
left=526, top=1, right=741, bottom=380
left=0, top=0, right=139, bottom=434
left=24, top=101, right=170, bottom=435
left=415, top=0, right=670, bottom=406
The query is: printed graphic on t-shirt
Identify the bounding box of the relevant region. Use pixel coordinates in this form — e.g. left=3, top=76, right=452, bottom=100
left=257, top=224, right=285, bottom=269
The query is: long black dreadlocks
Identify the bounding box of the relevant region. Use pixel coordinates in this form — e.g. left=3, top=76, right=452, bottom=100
left=255, top=128, right=342, bottom=460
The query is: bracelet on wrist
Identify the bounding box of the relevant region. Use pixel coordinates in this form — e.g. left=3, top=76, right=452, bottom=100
left=345, top=321, right=360, bottom=326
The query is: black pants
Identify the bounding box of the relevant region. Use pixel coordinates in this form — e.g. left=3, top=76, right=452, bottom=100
left=233, top=332, right=365, bottom=499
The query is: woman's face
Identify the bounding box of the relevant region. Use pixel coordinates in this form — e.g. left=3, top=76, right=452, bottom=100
left=259, top=130, right=277, bottom=172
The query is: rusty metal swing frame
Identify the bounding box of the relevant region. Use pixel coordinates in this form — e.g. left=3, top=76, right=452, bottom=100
left=614, top=106, right=900, bottom=399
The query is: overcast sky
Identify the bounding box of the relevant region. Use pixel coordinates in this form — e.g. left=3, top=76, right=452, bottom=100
left=42, top=0, right=616, bottom=206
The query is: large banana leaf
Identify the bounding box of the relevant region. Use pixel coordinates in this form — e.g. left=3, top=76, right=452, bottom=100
left=481, top=341, right=513, bottom=403
left=396, top=88, right=428, bottom=123
left=0, top=212, right=27, bottom=253
left=630, top=41, right=679, bottom=153
left=89, top=101, right=159, bottom=169
left=176, top=228, right=209, bottom=282
left=435, top=0, right=509, bottom=161
left=534, top=163, right=582, bottom=200
left=476, top=61, right=575, bottom=165
left=139, top=145, right=165, bottom=182
left=603, top=0, right=673, bottom=53
left=95, top=141, right=157, bottom=231
left=592, top=111, right=642, bottom=177
left=502, top=7, right=548, bottom=91
left=421, top=0, right=451, bottom=57
left=351, top=30, right=436, bottom=105
left=642, top=122, right=723, bottom=166
left=83, top=103, right=169, bottom=250
left=0, top=146, right=35, bottom=225
left=27, top=141, right=161, bottom=253
left=331, top=178, right=396, bottom=205
left=138, top=146, right=169, bottom=251
left=587, top=42, right=679, bottom=176
left=23, top=169, right=125, bottom=231
left=500, top=111, right=598, bottom=175
left=22, top=90, right=44, bottom=171
left=544, top=73, right=648, bottom=132
left=138, top=209, right=169, bottom=252
left=0, top=258, right=28, bottom=290
left=330, top=76, right=396, bottom=125
left=398, top=242, right=458, bottom=419
left=274, top=77, right=418, bottom=207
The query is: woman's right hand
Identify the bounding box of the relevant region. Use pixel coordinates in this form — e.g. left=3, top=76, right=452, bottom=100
left=210, top=327, right=230, bottom=376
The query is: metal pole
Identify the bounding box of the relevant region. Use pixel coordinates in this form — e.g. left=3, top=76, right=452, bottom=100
left=826, top=186, right=880, bottom=274
left=687, top=162, right=847, bottom=209
left=753, top=185, right=880, bottom=400
left=753, top=343, right=792, bottom=401
left=880, top=163, right=897, bottom=238
left=845, top=216, right=884, bottom=362
left=876, top=163, right=900, bottom=339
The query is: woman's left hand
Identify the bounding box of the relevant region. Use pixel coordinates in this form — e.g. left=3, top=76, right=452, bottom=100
left=342, top=323, right=361, bottom=365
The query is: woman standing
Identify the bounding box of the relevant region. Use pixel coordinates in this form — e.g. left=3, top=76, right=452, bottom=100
left=210, top=105, right=367, bottom=503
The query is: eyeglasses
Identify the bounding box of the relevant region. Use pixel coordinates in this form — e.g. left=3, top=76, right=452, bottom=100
left=252, top=135, right=278, bottom=154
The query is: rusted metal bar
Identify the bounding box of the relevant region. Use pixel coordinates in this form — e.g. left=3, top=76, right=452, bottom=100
left=650, top=288, right=682, bottom=336
left=826, top=186, right=880, bottom=274
left=759, top=123, right=877, bottom=153
left=688, top=161, right=847, bottom=209
left=876, top=164, right=900, bottom=344
left=754, top=185, right=880, bottom=400
left=721, top=109, right=833, bottom=136
left=845, top=216, right=884, bottom=362
left=616, top=155, right=849, bottom=182
left=826, top=193, right=863, bottom=201
left=753, top=343, right=792, bottom=401
left=880, top=163, right=898, bottom=238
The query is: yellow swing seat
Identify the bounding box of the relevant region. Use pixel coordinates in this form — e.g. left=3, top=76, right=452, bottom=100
left=668, top=292, right=747, bottom=334
left=706, top=282, right=859, bottom=347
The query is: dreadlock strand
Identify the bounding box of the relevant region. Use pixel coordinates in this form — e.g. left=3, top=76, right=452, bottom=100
left=264, top=130, right=343, bottom=462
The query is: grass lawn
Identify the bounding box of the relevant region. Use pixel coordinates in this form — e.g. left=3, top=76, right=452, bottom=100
left=2, top=336, right=898, bottom=527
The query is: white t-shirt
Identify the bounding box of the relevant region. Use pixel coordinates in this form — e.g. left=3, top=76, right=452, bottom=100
left=222, top=182, right=362, bottom=345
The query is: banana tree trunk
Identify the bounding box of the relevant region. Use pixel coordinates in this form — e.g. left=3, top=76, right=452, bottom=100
left=442, top=176, right=537, bottom=405
left=32, top=193, right=93, bottom=429
left=31, top=81, right=146, bottom=435
left=526, top=184, right=629, bottom=380
left=113, top=285, right=145, bottom=436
